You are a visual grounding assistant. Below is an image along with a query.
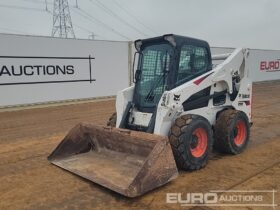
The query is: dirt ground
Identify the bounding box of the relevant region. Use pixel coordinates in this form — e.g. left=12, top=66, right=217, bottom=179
left=0, top=82, right=279, bottom=210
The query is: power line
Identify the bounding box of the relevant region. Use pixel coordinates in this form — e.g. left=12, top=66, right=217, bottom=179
left=73, top=23, right=105, bottom=39
left=111, top=0, right=157, bottom=35
left=20, top=0, right=52, bottom=13
left=73, top=7, right=131, bottom=40
left=0, top=4, right=46, bottom=12
left=2, top=1, right=130, bottom=40
left=22, top=0, right=50, bottom=4
left=73, top=24, right=91, bottom=33
left=75, top=8, right=130, bottom=40
left=0, top=27, right=31, bottom=35
left=88, top=0, right=148, bottom=37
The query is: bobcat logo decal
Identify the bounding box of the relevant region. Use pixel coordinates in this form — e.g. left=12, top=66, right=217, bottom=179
left=173, top=94, right=181, bottom=101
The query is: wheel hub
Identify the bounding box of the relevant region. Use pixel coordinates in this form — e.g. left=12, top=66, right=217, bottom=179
left=190, top=135, right=198, bottom=149
left=190, top=128, right=208, bottom=158
left=234, top=120, right=247, bottom=146
left=233, top=127, right=238, bottom=138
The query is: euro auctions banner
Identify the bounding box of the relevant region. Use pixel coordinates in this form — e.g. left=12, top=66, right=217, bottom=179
left=0, top=55, right=95, bottom=85
left=260, top=60, right=280, bottom=72
left=248, top=49, right=280, bottom=82
left=0, top=34, right=129, bottom=107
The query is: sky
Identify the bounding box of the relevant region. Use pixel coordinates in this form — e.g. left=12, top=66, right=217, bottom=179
left=0, top=0, right=279, bottom=49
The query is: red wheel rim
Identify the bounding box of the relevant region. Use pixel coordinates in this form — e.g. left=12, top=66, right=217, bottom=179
left=234, top=120, right=247, bottom=145
left=190, top=128, right=208, bottom=158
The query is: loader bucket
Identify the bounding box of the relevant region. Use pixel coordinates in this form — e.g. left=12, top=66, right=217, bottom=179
left=48, top=123, right=178, bottom=197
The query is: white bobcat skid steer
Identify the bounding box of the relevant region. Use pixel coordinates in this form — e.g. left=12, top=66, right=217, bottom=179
left=49, top=34, right=252, bottom=197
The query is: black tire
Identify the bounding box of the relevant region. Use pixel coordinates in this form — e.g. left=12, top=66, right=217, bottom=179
left=214, top=109, right=250, bottom=154
left=168, top=114, right=213, bottom=170
left=107, top=112, right=117, bottom=127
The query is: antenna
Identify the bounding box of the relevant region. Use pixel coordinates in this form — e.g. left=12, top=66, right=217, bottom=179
left=52, top=0, right=75, bottom=38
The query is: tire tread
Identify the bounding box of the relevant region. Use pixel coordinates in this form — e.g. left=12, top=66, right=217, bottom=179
left=214, top=109, right=249, bottom=154
left=168, top=114, right=213, bottom=170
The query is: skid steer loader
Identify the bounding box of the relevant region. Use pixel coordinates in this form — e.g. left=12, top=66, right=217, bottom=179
left=48, top=34, right=252, bottom=197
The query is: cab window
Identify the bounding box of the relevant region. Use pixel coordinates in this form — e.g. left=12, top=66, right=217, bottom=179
left=176, top=45, right=209, bottom=84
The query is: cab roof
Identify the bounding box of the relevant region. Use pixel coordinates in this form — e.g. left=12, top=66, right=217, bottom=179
left=135, top=34, right=210, bottom=50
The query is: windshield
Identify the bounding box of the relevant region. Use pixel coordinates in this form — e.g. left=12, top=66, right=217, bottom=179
left=134, top=43, right=173, bottom=112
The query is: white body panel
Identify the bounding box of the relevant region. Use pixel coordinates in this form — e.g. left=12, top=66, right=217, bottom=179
left=116, top=48, right=253, bottom=136
left=116, top=86, right=134, bottom=127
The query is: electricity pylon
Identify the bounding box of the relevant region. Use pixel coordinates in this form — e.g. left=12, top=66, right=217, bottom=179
left=52, top=0, right=75, bottom=38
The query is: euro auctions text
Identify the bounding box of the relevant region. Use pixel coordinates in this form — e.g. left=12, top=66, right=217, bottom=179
left=166, top=190, right=277, bottom=207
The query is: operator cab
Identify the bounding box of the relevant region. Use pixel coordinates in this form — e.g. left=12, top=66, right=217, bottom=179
left=123, top=34, right=212, bottom=132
